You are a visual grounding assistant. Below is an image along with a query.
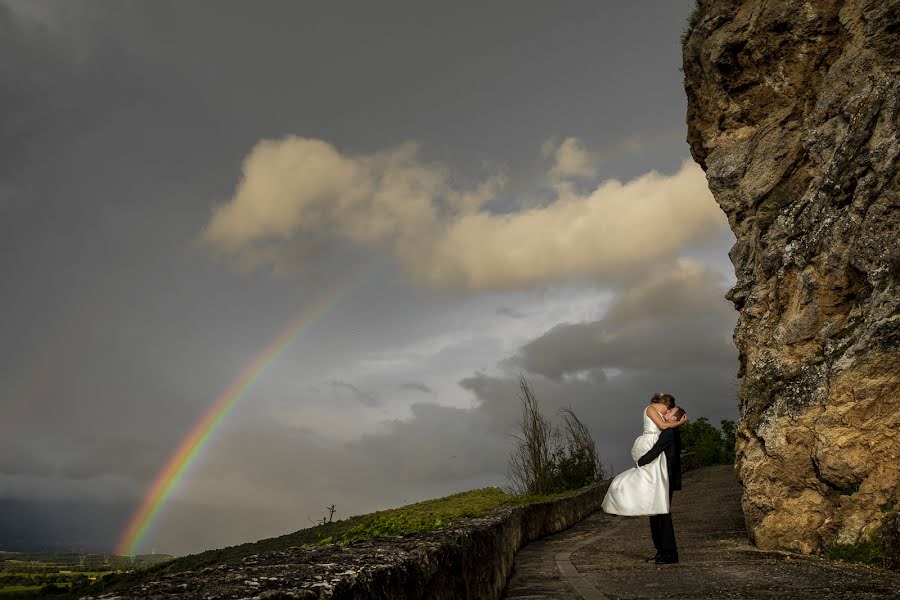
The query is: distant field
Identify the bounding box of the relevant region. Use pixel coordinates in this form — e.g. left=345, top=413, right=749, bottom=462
left=0, top=586, right=44, bottom=594
left=0, top=558, right=128, bottom=599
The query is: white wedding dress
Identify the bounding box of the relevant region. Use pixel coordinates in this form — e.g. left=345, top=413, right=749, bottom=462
left=601, top=409, right=670, bottom=516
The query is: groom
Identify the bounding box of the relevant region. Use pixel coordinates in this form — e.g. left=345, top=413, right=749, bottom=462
left=638, top=403, right=685, bottom=564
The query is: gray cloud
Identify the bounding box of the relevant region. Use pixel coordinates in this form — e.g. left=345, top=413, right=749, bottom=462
left=0, top=4, right=79, bottom=182
left=327, top=380, right=380, bottom=407
left=515, top=259, right=737, bottom=380
left=496, top=306, right=527, bottom=319
left=400, top=381, right=433, bottom=394
left=0, top=3, right=161, bottom=189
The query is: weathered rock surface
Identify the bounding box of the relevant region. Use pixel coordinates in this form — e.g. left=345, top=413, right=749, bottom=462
left=683, top=0, right=900, bottom=553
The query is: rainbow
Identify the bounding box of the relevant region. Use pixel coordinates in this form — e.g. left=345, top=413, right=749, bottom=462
left=116, top=263, right=378, bottom=556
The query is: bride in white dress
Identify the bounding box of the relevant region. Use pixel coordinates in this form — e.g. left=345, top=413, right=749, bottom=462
left=601, top=398, right=686, bottom=516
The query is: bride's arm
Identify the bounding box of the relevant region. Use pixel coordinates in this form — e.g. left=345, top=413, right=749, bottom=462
left=645, top=406, right=687, bottom=429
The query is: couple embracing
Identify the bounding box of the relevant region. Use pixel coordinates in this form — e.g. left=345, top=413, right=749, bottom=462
left=601, top=393, right=688, bottom=564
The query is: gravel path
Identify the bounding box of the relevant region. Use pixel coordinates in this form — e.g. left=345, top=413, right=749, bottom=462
left=503, top=465, right=899, bottom=599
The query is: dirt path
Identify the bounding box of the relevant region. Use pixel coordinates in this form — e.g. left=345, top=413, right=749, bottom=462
left=503, top=465, right=899, bottom=599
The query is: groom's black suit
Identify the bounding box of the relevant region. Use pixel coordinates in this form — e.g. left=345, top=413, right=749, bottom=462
left=638, top=428, right=681, bottom=561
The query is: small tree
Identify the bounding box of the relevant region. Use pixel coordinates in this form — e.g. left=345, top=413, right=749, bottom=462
left=508, top=376, right=556, bottom=496
left=550, top=407, right=605, bottom=492
left=507, top=376, right=605, bottom=496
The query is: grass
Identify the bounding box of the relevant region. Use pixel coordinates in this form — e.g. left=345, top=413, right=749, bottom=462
left=826, top=508, right=899, bottom=571
left=826, top=540, right=885, bottom=565
left=0, top=587, right=44, bottom=594
left=94, top=486, right=576, bottom=595
left=339, top=487, right=570, bottom=544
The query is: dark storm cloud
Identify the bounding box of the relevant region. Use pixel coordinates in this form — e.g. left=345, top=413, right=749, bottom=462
left=0, top=3, right=163, bottom=188
left=515, top=261, right=736, bottom=380
left=0, top=435, right=158, bottom=481
left=0, top=4, right=79, bottom=182
left=347, top=402, right=510, bottom=487
left=0, top=498, right=132, bottom=553
left=400, top=381, right=433, bottom=394
left=458, top=373, right=525, bottom=435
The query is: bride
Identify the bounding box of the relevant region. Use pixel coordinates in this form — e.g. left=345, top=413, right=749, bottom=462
left=601, top=393, right=687, bottom=516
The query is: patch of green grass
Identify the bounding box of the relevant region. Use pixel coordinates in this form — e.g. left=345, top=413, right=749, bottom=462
left=340, top=487, right=526, bottom=544
left=826, top=540, right=884, bottom=564
left=0, top=585, right=43, bottom=595
left=333, top=487, right=570, bottom=545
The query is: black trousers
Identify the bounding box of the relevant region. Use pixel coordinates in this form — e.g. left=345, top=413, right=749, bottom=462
left=649, top=489, right=677, bottom=557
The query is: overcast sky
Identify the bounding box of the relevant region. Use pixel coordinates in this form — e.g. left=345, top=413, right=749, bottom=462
left=0, top=0, right=738, bottom=556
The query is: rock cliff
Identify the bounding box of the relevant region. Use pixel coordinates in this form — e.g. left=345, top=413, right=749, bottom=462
left=683, top=0, right=899, bottom=554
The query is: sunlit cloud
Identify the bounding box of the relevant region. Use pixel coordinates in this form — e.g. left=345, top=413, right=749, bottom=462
left=200, top=136, right=726, bottom=291
left=542, top=136, right=598, bottom=179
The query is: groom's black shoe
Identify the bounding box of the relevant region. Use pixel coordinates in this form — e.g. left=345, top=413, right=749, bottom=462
left=645, top=554, right=661, bottom=563
left=654, top=554, right=679, bottom=564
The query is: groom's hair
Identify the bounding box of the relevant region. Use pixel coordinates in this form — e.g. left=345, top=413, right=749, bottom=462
left=672, top=406, right=685, bottom=420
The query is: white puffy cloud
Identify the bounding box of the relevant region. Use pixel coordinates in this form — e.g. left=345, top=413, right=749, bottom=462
left=199, top=136, right=726, bottom=291
left=543, top=136, right=598, bottom=178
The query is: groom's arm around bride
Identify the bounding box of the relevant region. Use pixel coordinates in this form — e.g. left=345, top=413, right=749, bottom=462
left=637, top=428, right=682, bottom=492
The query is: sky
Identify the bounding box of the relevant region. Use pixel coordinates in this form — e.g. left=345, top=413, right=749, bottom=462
left=0, top=0, right=739, bottom=556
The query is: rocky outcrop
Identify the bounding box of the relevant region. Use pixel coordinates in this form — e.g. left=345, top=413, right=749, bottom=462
left=683, top=0, right=899, bottom=554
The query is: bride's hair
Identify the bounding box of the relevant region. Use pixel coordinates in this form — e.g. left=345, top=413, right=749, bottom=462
left=650, top=393, right=676, bottom=409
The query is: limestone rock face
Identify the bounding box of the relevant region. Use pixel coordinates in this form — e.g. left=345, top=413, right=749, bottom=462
left=682, top=0, right=899, bottom=553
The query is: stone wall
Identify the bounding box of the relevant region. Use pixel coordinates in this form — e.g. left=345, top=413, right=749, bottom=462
left=683, top=0, right=899, bottom=553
